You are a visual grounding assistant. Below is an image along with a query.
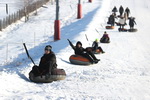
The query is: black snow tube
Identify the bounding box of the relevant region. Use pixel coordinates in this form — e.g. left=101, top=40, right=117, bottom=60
left=128, top=29, right=138, bottom=32
left=69, top=55, right=91, bottom=65
left=100, top=38, right=110, bottom=43
left=29, top=68, right=66, bottom=83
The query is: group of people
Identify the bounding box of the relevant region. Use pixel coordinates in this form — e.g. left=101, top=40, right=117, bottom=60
left=107, top=5, right=137, bottom=31
left=68, top=31, right=110, bottom=64
left=30, top=5, right=120, bottom=78
left=32, top=33, right=109, bottom=77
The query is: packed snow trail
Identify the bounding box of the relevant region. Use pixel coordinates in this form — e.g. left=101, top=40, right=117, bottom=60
left=0, top=0, right=150, bottom=99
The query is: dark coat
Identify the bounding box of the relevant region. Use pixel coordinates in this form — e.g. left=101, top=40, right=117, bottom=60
left=119, top=6, right=124, bottom=15
left=112, top=7, right=118, bottom=12
left=125, top=8, right=130, bottom=16
left=73, top=46, right=86, bottom=55
left=39, top=51, right=57, bottom=75
left=92, top=41, right=98, bottom=51
left=129, top=18, right=136, bottom=27
left=108, top=15, right=115, bottom=25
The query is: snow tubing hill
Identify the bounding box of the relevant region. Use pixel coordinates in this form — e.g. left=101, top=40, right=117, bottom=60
left=128, top=29, right=138, bottom=32
left=86, top=47, right=101, bottom=54
left=29, top=68, right=66, bottom=83
left=69, top=55, right=91, bottom=65
left=106, top=26, right=115, bottom=29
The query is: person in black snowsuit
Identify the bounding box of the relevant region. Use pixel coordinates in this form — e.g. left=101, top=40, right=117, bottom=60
left=112, top=6, right=118, bottom=16
left=119, top=5, right=124, bottom=16
left=125, top=7, right=130, bottom=18
left=68, top=39, right=100, bottom=64
left=32, top=45, right=57, bottom=77
left=38, top=45, right=57, bottom=75
left=128, top=17, right=136, bottom=29
left=92, top=39, right=105, bottom=53
left=108, top=14, right=115, bottom=26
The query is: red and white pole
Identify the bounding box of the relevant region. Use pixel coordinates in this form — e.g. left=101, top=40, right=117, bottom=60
left=54, top=0, right=60, bottom=40
left=77, top=0, right=82, bottom=19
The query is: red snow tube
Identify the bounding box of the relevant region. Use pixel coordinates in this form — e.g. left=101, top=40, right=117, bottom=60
left=86, top=47, right=101, bottom=54
left=95, top=49, right=101, bottom=54
left=69, top=55, right=91, bottom=65
left=106, top=26, right=115, bottom=29
left=128, top=29, right=138, bottom=32
left=118, top=28, right=128, bottom=32
left=29, top=68, right=66, bottom=83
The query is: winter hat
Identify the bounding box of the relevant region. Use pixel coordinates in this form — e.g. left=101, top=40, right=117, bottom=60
left=76, top=41, right=82, bottom=46
left=95, top=39, right=99, bottom=42
left=45, top=45, right=52, bottom=51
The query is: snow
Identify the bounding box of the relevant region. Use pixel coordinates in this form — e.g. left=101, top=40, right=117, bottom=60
left=0, top=0, right=150, bottom=99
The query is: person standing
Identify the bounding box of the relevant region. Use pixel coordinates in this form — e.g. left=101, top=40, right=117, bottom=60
left=119, top=5, right=124, bottom=16
left=125, top=7, right=130, bottom=18
left=118, top=16, right=126, bottom=29
left=112, top=6, right=118, bottom=16
left=129, top=17, right=136, bottom=29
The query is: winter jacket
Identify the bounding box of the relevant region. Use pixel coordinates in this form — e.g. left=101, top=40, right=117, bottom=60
left=39, top=51, right=57, bottom=75
left=73, top=46, right=86, bottom=55
left=92, top=41, right=98, bottom=50
left=68, top=40, right=86, bottom=55
left=108, top=15, right=115, bottom=25
left=129, top=18, right=136, bottom=27
left=103, top=34, right=109, bottom=39
left=125, top=8, right=130, bottom=15
left=119, top=6, right=124, bottom=15
left=119, top=17, right=126, bottom=25
left=112, top=7, right=118, bottom=12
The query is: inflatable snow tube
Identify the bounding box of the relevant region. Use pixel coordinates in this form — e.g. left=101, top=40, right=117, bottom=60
left=69, top=55, right=91, bottom=65
left=29, top=68, right=66, bottom=83
left=128, top=29, right=138, bottom=32
left=118, top=28, right=128, bottom=32
left=86, top=47, right=101, bottom=54
left=95, top=49, right=101, bottom=54
left=100, top=39, right=110, bottom=43
left=106, top=26, right=115, bottom=29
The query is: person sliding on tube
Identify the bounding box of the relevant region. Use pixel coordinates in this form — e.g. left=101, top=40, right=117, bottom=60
left=107, top=13, right=115, bottom=26
left=68, top=39, right=100, bottom=64
left=32, top=45, right=57, bottom=76
left=92, top=39, right=105, bottom=53
left=100, top=31, right=110, bottom=43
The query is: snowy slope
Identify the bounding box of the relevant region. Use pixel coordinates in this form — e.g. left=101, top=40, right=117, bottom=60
left=0, top=0, right=150, bottom=99
left=0, top=0, right=39, bottom=19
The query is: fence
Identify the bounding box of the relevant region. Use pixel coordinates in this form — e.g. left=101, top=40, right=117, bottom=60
left=0, top=0, right=56, bottom=31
